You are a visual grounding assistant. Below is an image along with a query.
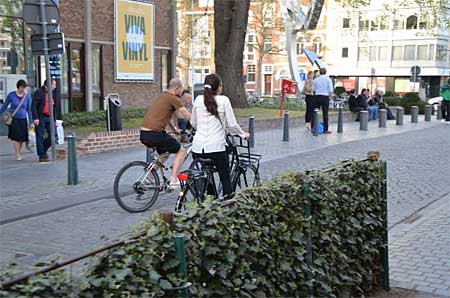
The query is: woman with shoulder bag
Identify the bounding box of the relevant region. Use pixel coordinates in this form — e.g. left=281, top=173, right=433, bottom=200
left=190, top=74, right=250, bottom=199
left=0, top=80, right=33, bottom=160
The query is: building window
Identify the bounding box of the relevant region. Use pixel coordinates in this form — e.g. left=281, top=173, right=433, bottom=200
left=417, top=45, right=428, bottom=60
left=369, top=46, right=377, bottom=61
left=392, top=46, right=403, bottom=61
left=263, top=37, right=272, bottom=52
left=419, top=15, right=428, bottom=29
left=313, top=37, right=322, bottom=54
left=370, top=19, right=378, bottom=31
left=0, top=16, right=25, bottom=75
left=379, top=16, right=388, bottom=30
left=393, top=16, right=404, bottom=30
left=437, top=44, right=448, bottom=61
left=342, top=18, right=350, bottom=29
left=263, top=65, right=273, bottom=74
left=404, top=45, right=415, bottom=60
left=378, top=46, right=387, bottom=61
left=406, top=15, right=418, bottom=29
left=358, top=47, right=368, bottom=61
left=429, top=44, right=435, bottom=60
left=296, top=37, right=304, bottom=55
left=342, top=47, right=349, bottom=58
left=359, top=19, right=369, bottom=31
left=247, top=44, right=253, bottom=53
left=247, top=34, right=255, bottom=43
left=247, top=64, right=256, bottom=82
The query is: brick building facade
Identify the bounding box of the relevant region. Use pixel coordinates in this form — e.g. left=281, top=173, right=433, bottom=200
left=0, top=0, right=175, bottom=114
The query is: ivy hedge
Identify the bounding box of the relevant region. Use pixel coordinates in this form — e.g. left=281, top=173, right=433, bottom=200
left=61, top=109, right=147, bottom=127
left=0, top=159, right=386, bottom=297
left=384, top=95, right=427, bottom=115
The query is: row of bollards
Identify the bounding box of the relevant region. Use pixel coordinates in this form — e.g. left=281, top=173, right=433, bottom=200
left=277, top=104, right=441, bottom=142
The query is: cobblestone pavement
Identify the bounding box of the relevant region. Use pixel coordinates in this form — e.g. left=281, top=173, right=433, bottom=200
left=388, top=195, right=449, bottom=297
left=0, top=118, right=449, bottom=294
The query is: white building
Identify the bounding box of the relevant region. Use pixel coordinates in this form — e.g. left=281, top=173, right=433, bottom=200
left=326, top=0, right=450, bottom=97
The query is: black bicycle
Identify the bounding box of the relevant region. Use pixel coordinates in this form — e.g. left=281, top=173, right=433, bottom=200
left=174, top=134, right=261, bottom=212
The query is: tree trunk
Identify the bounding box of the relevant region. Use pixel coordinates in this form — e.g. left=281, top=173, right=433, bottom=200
left=256, top=54, right=264, bottom=97
left=214, top=0, right=250, bottom=108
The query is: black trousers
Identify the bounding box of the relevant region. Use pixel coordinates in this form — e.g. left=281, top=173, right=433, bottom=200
left=442, top=101, right=450, bottom=121
left=305, top=95, right=315, bottom=124
left=314, top=95, right=330, bottom=131
left=193, top=150, right=232, bottom=197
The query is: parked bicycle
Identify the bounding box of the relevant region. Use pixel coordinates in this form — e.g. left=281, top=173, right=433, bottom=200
left=174, top=134, right=261, bottom=212
left=113, top=133, right=194, bottom=213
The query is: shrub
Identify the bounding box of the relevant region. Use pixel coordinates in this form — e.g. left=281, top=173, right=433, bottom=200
left=384, top=97, right=426, bottom=114
left=334, top=86, right=346, bottom=96
left=62, top=109, right=147, bottom=127
left=1, top=160, right=385, bottom=298
left=402, top=92, right=420, bottom=102
left=384, top=91, right=394, bottom=97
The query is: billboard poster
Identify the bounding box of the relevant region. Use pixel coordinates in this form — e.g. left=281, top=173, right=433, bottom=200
left=115, top=0, right=154, bottom=80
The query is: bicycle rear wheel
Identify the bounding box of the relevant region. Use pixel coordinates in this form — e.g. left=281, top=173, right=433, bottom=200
left=113, top=161, right=160, bottom=212
left=233, top=164, right=260, bottom=192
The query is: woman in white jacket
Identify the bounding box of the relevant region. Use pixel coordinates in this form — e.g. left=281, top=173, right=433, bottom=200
left=191, top=74, right=250, bottom=199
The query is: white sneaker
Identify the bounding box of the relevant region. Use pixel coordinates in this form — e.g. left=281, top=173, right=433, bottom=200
left=169, top=179, right=181, bottom=189
left=441, top=119, right=446, bottom=123
left=445, top=121, right=450, bottom=125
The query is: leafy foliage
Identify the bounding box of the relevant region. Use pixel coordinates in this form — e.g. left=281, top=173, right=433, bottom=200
left=62, top=109, right=147, bottom=128
left=384, top=97, right=427, bottom=114
left=0, top=160, right=385, bottom=297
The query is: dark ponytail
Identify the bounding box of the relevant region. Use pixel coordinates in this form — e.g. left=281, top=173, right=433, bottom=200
left=203, top=74, right=222, bottom=118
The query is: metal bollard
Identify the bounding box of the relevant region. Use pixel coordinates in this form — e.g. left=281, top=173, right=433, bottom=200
left=424, top=105, right=432, bottom=121
left=360, top=110, right=368, bottom=131
left=337, top=106, right=343, bottom=133
left=249, top=115, right=255, bottom=148
left=411, top=106, right=418, bottom=123
left=283, top=110, right=289, bottom=142
left=437, top=104, right=442, bottom=120
left=313, top=108, right=319, bottom=136
left=174, top=235, right=190, bottom=298
left=379, top=109, right=387, bottom=128
left=67, top=133, right=79, bottom=185
left=396, top=107, right=404, bottom=125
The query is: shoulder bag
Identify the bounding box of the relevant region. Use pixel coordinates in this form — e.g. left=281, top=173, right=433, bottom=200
left=1, top=96, right=26, bottom=126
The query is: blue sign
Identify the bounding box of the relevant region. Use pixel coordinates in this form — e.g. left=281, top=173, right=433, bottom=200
left=299, top=72, right=306, bottom=81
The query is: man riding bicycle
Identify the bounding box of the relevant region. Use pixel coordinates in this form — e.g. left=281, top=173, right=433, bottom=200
left=140, top=78, right=191, bottom=188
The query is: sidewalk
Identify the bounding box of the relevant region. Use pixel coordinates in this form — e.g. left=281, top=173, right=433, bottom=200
left=1, top=116, right=449, bottom=295
left=0, top=115, right=444, bottom=225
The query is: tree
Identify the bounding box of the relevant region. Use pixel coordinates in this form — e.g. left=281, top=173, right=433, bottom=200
left=214, top=0, right=251, bottom=108
left=248, top=0, right=284, bottom=97
left=213, top=0, right=449, bottom=107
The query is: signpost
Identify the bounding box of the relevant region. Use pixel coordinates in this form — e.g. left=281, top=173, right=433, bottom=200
left=22, top=0, right=62, bottom=162
left=410, top=65, right=421, bottom=92
left=281, top=79, right=298, bottom=117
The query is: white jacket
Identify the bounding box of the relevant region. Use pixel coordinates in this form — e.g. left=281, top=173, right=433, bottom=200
left=191, top=95, right=245, bottom=153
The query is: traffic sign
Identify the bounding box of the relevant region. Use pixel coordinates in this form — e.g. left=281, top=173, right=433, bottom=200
left=299, top=72, right=306, bottom=81
left=410, top=65, right=421, bottom=75
left=22, top=0, right=60, bottom=34
left=30, top=32, right=65, bottom=55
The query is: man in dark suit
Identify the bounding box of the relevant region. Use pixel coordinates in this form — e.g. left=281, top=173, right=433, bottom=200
left=32, top=79, right=61, bottom=162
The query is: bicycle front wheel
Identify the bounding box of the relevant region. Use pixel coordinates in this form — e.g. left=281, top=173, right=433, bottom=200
left=233, top=164, right=260, bottom=192
left=113, top=161, right=160, bottom=213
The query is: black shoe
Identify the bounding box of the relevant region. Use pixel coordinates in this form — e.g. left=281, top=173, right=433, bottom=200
left=39, top=156, right=50, bottom=163
left=355, top=118, right=360, bottom=122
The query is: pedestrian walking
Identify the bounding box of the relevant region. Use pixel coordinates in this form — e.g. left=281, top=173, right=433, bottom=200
left=312, top=68, right=334, bottom=133
left=32, top=79, right=61, bottom=163
left=303, top=71, right=315, bottom=131
left=440, top=78, right=450, bottom=124
left=0, top=80, right=33, bottom=160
